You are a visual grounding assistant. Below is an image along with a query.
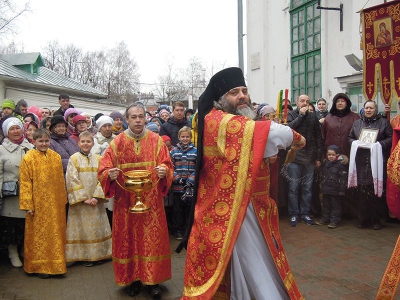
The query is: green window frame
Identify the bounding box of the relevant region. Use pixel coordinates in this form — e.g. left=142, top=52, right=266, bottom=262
left=291, top=0, right=321, bottom=102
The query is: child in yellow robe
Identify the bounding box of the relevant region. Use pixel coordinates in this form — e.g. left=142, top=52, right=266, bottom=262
left=20, top=129, right=67, bottom=279
left=65, top=131, right=112, bottom=266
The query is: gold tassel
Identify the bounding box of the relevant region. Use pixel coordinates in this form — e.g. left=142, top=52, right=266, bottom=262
left=284, top=148, right=297, bottom=164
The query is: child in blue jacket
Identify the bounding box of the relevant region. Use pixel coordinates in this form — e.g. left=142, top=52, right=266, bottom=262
left=170, top=126, right=197, bottom=240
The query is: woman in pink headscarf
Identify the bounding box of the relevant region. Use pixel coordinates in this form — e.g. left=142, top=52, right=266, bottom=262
left=27, top=106, right=43, bottom=122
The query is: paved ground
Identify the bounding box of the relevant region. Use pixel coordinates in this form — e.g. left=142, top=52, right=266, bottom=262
left=0, top=218, right=399, bottom=300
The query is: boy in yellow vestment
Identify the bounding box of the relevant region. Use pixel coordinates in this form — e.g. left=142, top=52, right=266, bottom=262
left=65, top=131, right=112, bottom=266
left=20, top=129, right=67, bottom=279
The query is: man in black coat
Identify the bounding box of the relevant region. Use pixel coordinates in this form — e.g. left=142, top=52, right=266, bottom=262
left=159, top=101, right=190, bottom=146
left=53, top=93, right=74, bottom=116
left=286, top=94, right=323, bottom=227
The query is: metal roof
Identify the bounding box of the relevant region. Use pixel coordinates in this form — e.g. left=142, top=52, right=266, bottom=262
left=1, top=52, right=44, bottom=66
left=0, top=57, right=107, bottom=97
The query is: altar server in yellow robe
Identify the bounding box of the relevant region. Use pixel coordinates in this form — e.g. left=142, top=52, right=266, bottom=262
left=20, top=129, right=67, bottom=279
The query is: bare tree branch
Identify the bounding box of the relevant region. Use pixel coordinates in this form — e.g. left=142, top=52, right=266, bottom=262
left=41, top=40, right=140, bottom=101
left=42, top=40, right=61, bottom=71
left=152, top=59, right=188, bottom=105
left=0, top=1, right=31, bottom=37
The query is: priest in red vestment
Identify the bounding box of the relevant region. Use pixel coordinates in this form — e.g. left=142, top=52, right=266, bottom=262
left=387, top=127, right=400, bottom=220
left=178, top=67, right=305, bottom=299
left=98, top=103, right=173, bottom=299
left=378, top=127, right=400, bottom=299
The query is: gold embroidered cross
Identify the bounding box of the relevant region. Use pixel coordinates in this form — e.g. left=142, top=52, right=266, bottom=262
left=276, top=257, right=282, bottom=268
left=387, top=269, right=396, bottom=282
left=214, top=160, right=223, bottom=171
left=199, top=185, right=206, bottom=198
left=396, top=77, right=400, bottom=90
left=259, top=208, right=266, bottom=220
left=196, top=266, right=204, bottom=278
left=367, top=81, right=374, bottom=94
left=203, top=214, right=214, bottom=227
left=383, top=77, right=390, bottom=95
left=199, top=242, right=206, bottom=254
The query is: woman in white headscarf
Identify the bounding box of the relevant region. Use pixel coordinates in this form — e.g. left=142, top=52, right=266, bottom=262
left=0, top=117, right=33, bottom=267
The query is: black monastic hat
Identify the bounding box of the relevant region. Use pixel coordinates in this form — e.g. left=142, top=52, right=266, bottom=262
left=197, top=67, right=246, bottom=122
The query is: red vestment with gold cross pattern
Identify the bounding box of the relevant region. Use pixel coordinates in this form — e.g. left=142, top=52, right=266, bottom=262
left=98, top=131, right=173, bottom=286
left=182, top=108, right=303, bottom=299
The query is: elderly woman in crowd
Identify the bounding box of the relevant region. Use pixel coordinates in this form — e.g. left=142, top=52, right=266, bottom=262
left=69, top=115, right=89, bottom=143
left=159, top=109, right=170, bottom=123
left=259, top=105, right=276, bottom=121
left=80, top=112, right=97, bottom=135
left=315, top=98, right=329, bottom=124
left=0, top=117, right=34, bottom=267
left=322, top=93, right=360, bottom=158
left=91, top=116, right=115, bottom=156
left=63, top=108, right=80, bottom=135
left=109, top=111, right=124, bottom=135
left=348, top=100, right=393, bottom=230
left=157, top=105, right=171, bottom=123
left=49, top=115, right=79, bottom=174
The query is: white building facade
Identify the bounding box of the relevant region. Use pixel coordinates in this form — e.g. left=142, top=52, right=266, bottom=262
left=246, top=0, right=394, bottom=113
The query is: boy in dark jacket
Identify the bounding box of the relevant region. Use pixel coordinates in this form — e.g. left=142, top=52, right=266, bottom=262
left=315, top=145, right=348, bottom=228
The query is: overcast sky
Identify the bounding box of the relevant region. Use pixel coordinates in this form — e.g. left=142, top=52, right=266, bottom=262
left=9, top=0, right=245, bottom=92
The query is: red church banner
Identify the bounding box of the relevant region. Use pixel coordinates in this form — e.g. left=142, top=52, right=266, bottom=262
left=361, top=0, right=400, bottom=105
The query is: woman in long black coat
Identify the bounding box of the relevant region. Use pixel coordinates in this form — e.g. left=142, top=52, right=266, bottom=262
left=348, top=100, right=392, bottom=230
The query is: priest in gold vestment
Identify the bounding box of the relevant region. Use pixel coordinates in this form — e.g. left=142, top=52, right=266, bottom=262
left=19, top=129, right=67, bottom=278
left=180, top=68, right=304, bottom=299
left=98, top=103, right=173, bottom=298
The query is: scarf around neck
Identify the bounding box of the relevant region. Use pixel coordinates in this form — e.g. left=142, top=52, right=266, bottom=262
left=348, top=140, right=383, bottom=197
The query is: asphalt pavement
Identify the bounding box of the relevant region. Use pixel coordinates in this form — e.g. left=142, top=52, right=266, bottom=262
left=0, top=218, right=399, bottom=300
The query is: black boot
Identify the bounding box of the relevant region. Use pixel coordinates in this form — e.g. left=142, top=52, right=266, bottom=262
left=128, top=281, right=142, bottom=297
left=148, top=284, right=162, bottom=299
left=357, top=219, right=372, bottom=228
left=372, top=219, right=382, bottom=230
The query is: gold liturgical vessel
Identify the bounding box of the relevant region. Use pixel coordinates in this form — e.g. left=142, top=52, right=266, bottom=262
left=116, top=169, right=159, bottom=213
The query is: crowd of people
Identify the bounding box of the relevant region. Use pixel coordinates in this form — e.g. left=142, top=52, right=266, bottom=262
left=0, top=66, right=399, bottom=299
left=255, top=93, right=398, bottom=231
